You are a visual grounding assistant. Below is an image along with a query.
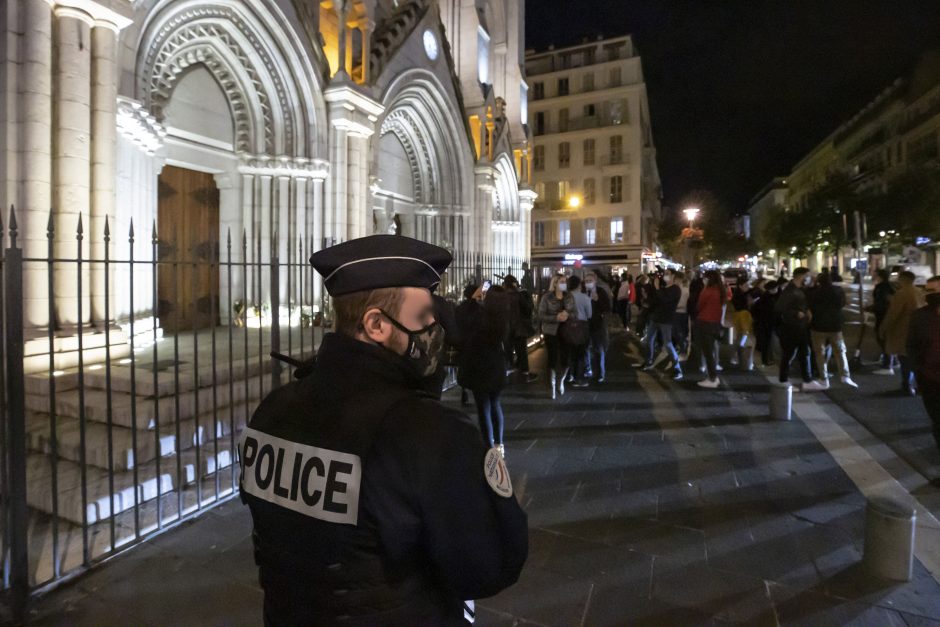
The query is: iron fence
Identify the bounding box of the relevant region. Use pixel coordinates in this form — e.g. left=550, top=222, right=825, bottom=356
left=0, top=205, right=532, bottom=617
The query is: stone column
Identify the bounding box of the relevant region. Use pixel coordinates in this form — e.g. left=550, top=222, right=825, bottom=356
left=90, top=21, right=117, bottom=326
left=359, top=19, right=375, bottom=84
left=20, top=0, right=54, bottom=328
left=310, top=177, right=324, bottom=308
left=331, top=124, right=348, bottom=242
left=348, top=132, right=372, bottom=239
left=335, top=1, right=350, bottom=78
left=53, top=6, right=92, bottom=328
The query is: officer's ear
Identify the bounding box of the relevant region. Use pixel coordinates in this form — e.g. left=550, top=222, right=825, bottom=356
left=359, top=307, right=392, bottom=344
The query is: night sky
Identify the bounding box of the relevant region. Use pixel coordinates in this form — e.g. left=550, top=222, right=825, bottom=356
left=525, top=0, right=940, bottom=213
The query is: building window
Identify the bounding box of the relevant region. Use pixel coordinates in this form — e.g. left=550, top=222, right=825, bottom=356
left=477, top=27, right=490, bottom=84
left=534, top=221, right=545, bottom=247
left=559, top=220, right=571, bottom=245
left=533, top=145, right=545, bottom=171
left=535, top=111, right=546, bottom=135
left=584, top=218, right=596, bottom=245
left=558, top=77, right=569, bottom=96
left=610, top=176, right=623, bottom=203
left=584, top=178, right=596, bottom=205
left=583, top=103, right=596, bottom=117
left=583, top=139, right=595, bottom=165
left=534, top=181, right=545, bottom=201
left=609, top=67, right=621, bottom=87
left=558, top=180, right=569, bottom=200
left=609, top=135, right=623, bottom=163
left=558, top=142, right=570, bottom=168
left=558, top=108, right=569, bottom=132
left=583, top=73, right=594, bottom=92
left=533, top=81, right=544, bottom=100
left=610, top=217, right=624, bottom=243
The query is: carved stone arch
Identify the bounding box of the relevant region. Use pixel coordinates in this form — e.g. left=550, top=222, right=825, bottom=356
left=380, top=109, right=428, bottom=203
left=376, top=69, right=472, bottom=212
left=493, top=153, right=519, bottom=222
left=136, top=0, right=328, bottom=158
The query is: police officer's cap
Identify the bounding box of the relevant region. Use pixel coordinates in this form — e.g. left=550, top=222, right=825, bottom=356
left=311, top=235, right=453, bottom=296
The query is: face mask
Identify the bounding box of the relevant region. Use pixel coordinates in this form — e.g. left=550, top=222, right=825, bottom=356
left=926, top=292, right=940, bottom=308
left=558, top=283, right=568, bottom=292
left=802, top=276, right=813, bottom=286
left=379, top=310, right=445, bottom=378
left=585, top=282, right=596, bottom=290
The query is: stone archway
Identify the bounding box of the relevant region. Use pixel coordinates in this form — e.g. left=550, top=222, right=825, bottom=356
left=373, top=69, right=473, bottom=252
left=131, top=0, right=330, bottom=318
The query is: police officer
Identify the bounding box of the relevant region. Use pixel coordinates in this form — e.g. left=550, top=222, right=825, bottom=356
left=240, top=235, right=528, bottom=626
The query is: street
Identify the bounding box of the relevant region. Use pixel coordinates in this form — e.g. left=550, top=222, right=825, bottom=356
left=28, top=323, right=940, bottom=626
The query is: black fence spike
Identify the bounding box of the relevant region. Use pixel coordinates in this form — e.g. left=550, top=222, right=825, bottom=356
left=151, top=219, right=158, bottom=244
left=227, top=227, right=232, bottom=247
left=46, top=211, right=54, bottom=237
left=128, top=218, right=135, bottom=242
left=76, top=212, right=84, bottom=240
left=103, top=215, right=111, bottom=241
left=8, top=204, right=18, bottom=246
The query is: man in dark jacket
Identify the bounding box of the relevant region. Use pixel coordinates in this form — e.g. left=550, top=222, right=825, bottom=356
left=908, top=275, right=940, bottom=473
left=584, top=270, right=612, bottom=382
left=774, top=267, right=826, bottom=391
left=641, top=272, right=683, bottom=379
left=870, top=269, right=897, bottom=373
left=751, top=280, right=779, bottom=366
left=503, top=274, right=537, bottom=383
left=242, top=236, right=528, bottom=626
left=808, top=271, right=857, bottom=388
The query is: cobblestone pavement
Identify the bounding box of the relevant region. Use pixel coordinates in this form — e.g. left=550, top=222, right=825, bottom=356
left=28, top=328, right=940, bottom=626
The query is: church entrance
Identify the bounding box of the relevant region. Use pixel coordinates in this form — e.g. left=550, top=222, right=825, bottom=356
left=156, top=165, right=220, bottom=332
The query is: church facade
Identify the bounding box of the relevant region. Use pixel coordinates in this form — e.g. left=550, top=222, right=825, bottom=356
left=1, top=0, right=534, bottom=335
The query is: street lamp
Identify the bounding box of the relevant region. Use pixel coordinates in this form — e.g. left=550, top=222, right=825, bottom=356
left=683, top=206, right=700, bottom=226
left=568, top=195, right=582, bottom=209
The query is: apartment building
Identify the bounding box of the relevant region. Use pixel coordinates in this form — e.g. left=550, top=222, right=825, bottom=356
left=525, top=35, right=662, bottom=276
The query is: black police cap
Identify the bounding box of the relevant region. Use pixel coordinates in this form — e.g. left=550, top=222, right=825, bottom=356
left=310, top=235, right=453, bottom=296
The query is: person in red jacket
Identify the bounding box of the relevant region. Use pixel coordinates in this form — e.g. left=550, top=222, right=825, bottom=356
left=908, top=275, right=940, bottom=484
left=695, top=270, right=726, bottom=388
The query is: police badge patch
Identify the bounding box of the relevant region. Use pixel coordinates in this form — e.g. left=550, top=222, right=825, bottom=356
left=483, top=447, right=513, bottom=498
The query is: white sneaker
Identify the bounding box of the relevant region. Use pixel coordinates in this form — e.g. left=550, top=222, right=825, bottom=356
left=730, top=357, right=739, bottom=366
left=801, top=380, right=827, bottom=392
left=873, top=368, right=895, bottom=376
left=841, top=376, right=859, bottom=388
left=697, top=378, right=720, bottom=389
left=715, top=364, right=724, bottom=372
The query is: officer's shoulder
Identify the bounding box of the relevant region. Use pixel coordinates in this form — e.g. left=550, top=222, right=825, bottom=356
left=248, top=379, right=309, bottom=428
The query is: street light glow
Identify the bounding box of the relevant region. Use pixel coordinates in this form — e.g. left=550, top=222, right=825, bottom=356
left=568, top=195, right=581, bottom=209
left=683, top=207, right=700, bottom=223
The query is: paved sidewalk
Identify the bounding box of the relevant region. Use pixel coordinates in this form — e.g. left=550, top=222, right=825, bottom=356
left=28, top=329, right=940, bottom=626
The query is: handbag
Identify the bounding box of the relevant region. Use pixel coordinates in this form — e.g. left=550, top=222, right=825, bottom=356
left=559, top=319, right=590, bottom=346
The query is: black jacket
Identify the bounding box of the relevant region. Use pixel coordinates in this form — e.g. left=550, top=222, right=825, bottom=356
left=242, top=332, right=528, bottom=626
left=456, top=299, right=509, bottom=392
left=808, top=283, right=845, bottom=333
left=774, top=282, right=810, bottom=333
left=650, top=284, right=681, bottom=324
left=587, top=285, right=612, bottom=331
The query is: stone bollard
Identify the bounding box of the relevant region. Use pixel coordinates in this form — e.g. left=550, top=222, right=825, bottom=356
left=864, top=495, right=916, bottom=582
left=770, top=384, right=792, bottom=421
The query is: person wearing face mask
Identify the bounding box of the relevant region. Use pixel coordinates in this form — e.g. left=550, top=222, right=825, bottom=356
left=584, top=271, right=612, bottom=383
left=241, top=235, right=528, bottom=626
left=908, top=276, right=940, bottom=478
left=538, top=273, right=577, bottom=399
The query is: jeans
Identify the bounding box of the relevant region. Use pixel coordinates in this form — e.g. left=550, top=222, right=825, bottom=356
left=472, top=390, right=505, bottom=447
left=646, top=321, right=681, bottom=370
left=779, top=330, right=813, bottom=383
left=588, top=326, right=609, bottom=379
left=618, top=300, right=632, bottom=328
left=811, top=331, right=850, bottom=379
left=899, top=356, right=915, bottom=392
left=694, top=320, right=722, bottom=380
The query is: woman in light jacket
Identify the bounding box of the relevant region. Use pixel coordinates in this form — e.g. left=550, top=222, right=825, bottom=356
left=538, top=273, right=577, bottom=399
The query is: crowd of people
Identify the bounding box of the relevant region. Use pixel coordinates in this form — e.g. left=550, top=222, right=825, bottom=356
left=444, top=264, right=940, bottom=467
